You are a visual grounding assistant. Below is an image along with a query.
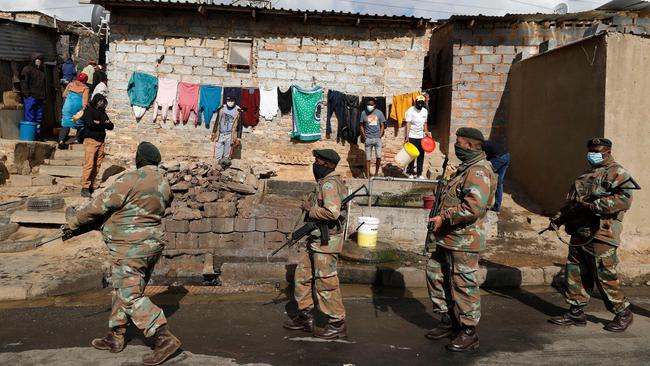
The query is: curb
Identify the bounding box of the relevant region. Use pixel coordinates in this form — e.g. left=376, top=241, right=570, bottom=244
left=0, top=270, right=104, bottom=302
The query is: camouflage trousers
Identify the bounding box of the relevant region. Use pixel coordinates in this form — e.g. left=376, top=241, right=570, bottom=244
left=565, top=240, right=629, bottom=314
left=108, top=255, right=167, bottom=337
left=426, top=246, right=481, bottom=327
left=293, top=249, right=346, bottom=322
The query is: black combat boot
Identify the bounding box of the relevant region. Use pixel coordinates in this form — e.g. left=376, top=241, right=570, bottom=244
left=314, top=320, right=347, bottom=339
left=91, top=326, right=126, bottom=353
left=142, top=325, right=182, bottom=366
left=283, top=310, right=314, bottom=332
left=446, top=326, right=479, bottom=352
left=548, top=306, right=587, bottom=326
left=604, top=308, right=633, bottom=332
left=425, top=313, right=455, bottom=340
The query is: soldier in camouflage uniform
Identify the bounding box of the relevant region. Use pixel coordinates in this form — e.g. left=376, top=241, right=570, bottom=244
left=549, top=138, right=634, bottom=332
left=283, top=149, right=348, bottom=339
left=425, top=127, right=496, bottom=352
left=65, top=142, right=181, bottom=365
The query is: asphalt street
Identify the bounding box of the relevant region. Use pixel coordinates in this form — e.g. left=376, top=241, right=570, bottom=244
left=1, top=285, right=650, bottom=365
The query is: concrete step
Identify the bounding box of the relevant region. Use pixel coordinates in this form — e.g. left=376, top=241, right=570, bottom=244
left=52, top=149, right=84, bottom=160
left=39, top=165, right=82, bottom=178
left=43, top=159, right=84, bottom=166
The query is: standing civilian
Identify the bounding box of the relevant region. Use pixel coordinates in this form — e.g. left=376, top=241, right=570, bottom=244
left=61, top=58, right=77, bottom=85
left=211, top=96, right=241, bottom=164
left=20, top=53, right=46, bottom=137
left=404, top=95, right=430, bottom=179
left=360, top=98, right=386, bottom=178
left=82, top=60, right=97, bottom=87
left=59, top=73, right=90, bottom=149
left=79, top=94, right=113, bottom=198
left=92, top=65, right=107, bottom=94
left=482, top=140, right=510, bottom=212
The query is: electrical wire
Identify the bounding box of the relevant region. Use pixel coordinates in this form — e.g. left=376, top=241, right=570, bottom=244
left=506, top=0, right=553, bottom=11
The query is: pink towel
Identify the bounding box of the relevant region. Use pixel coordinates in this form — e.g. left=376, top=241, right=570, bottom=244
left=176, top=82, right=200, bottom=124
left=152, top=78, right=178, bottom=123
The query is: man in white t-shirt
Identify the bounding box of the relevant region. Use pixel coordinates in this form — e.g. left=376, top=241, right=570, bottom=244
left=404, top=94, right=430, bottom=179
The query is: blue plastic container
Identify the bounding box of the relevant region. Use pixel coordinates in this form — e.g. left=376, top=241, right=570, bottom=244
left=19, top=121, right=38, bottom=141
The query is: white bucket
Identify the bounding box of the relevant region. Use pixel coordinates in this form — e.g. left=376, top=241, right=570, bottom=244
left=394, top=142, right=420, bottom=168
left=357, top=216, right=380, bottom=248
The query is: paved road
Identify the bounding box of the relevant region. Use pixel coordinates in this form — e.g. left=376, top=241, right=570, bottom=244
left=1, top=285, right=650, bottom=365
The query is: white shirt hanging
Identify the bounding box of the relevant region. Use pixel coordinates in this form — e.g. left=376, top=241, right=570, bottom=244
left=259, top=87, right=279, bottom=121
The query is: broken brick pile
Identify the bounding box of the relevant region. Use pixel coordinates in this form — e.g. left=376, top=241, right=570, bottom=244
left=160, top=160, right=301, bottom=259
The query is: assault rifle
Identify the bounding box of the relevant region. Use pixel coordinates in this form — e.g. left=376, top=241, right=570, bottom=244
left=269, top=185, right=369, bottom=257
left=539, top=176, right=641, bottom=237
left=423, top=155, right=449, bottom=255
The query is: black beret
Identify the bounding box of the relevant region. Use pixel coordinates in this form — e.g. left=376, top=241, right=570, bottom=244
left=136, top=141, right=162, bottom=167
left=313, top=149, right=341, bottom=165
left=456, top=127, right=485, bottom=142
left=587, top=137, right=612, bottom=148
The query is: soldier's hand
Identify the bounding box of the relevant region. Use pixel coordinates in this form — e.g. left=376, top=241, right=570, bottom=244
left=61, top=224, right=74, bottom=241
left=301, top=201, right=312, bottom=211
left=429, top=216, right=443, bottom=232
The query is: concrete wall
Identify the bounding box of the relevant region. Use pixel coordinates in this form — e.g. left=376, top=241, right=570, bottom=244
left=103, top=8, right=432, bottom=178
left=603, top=33, right=650, bottom=243
left=507, top=35, right=607, bottom=214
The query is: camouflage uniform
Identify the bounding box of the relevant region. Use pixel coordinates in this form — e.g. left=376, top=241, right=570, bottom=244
left=293, top=171, right=347, bottom=322
left=68, top=165, right=173, bottom=337
left=561, top=156, right=633, bottom=314
left=426, top=151, right=496, bottom=327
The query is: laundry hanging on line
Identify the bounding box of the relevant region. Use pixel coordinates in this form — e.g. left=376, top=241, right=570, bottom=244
left=389, top=92, right=419, bottom=128
left=240, top=87, right=260, bottom=127
left=198, top=84, right=222, bottom=128
left=127, top=72, right=158, bottom=119
left=277, top=86, right=293, bottom=114
left=291, top=85, right=323, bottom=141
left=259, top=87, right=278, bottom=121
left=151, top=78, right=178, bottom=123
left=176, top=82, right=200, bottom=125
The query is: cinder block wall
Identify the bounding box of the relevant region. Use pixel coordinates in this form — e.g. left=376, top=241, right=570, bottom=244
left=103, top=9, right=432, bottom=178
left=430, top=18, right=611, bottom=152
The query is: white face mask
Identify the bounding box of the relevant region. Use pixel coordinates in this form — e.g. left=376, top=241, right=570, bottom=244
left=366, top=105, right=375, bottom=113
left=226, top=101, right=235, bottom=108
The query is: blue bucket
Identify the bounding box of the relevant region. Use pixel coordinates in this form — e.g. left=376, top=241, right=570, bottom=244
left=19, top=121, right=38, bottom=141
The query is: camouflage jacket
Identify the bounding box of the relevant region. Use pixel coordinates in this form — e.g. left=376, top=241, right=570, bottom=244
left=563, top=157, right=633, bottom=246
left=306, top=171, right=347, bottom=254
left=432, top=151, right=497, bottom=252
left=68, top=165, right=173, bottom=259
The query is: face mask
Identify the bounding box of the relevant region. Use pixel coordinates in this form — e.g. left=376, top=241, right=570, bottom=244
left=587, top=152, right=604, bottom=166
left=226, top=101, right=235, bottom=108
left=455, top=144, right=481, bottom=162
left=416, top=102, right=425, bottom=109
left=366, top=105, right=375, bottom=113
left=312, top=163, right=334, bottom=181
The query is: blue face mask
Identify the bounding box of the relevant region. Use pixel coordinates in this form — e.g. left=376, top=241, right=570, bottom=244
left=587, top=152, right=604, bottom=166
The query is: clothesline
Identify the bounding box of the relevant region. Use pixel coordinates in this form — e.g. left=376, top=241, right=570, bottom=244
left=421, top=81, right=466, bottom=93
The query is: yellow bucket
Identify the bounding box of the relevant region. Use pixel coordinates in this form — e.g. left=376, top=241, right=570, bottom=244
left=394, top=142, right=420, bottom=167
left=357, top=216, right=380, bottom=248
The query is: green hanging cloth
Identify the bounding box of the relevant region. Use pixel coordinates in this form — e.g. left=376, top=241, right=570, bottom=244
left=291, top=85, right=323, bottom=141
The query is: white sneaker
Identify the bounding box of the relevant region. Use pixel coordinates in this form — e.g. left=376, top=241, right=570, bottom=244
left=408, top=175, right=415, bottom=179
left=417, top=175, right=426, bottom=180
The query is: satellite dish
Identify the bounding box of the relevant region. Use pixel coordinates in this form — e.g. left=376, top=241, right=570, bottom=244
left=553, top=3, right=568, bottom=14
left=90, top=5, right=108, bottom=33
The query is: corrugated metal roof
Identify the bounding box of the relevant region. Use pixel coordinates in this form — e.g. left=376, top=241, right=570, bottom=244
left=0, top=22, right=58, bottom=61
left=447, top=10, right=622, bottom=23
left=84, top=0, right=433, bottom=22
left=597, top=0, right=650, bottom=11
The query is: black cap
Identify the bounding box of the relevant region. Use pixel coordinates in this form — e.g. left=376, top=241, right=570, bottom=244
left=456, top=127, right=485, bottom=142
left=313, top=149, right=341, bottom=165
left=136, top=141, right=162, bottom=168
left=587, top=137, right=612, bottom=148
left=225, top=96, right=234, bottom=101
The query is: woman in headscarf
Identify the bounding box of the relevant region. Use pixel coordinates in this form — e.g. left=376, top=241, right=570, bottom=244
left=59, top=73, right=90, bottom=149
left=79, top=93, right=114, bottom=197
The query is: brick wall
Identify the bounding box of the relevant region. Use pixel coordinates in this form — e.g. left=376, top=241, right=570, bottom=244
left=103, top=8, right=432, bottom=178
left=429, top=18, right=617, bottom=152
